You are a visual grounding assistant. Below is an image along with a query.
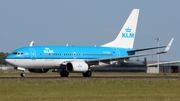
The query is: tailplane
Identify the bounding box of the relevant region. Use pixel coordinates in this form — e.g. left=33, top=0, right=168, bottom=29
left=102, top=9, right=139, bottom=48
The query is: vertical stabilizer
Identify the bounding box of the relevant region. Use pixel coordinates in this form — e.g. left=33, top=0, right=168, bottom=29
left=102, top=9, right=139, bottom=48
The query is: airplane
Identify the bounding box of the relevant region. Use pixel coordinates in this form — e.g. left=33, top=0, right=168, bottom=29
left=5, top=9, right=174, bottom=77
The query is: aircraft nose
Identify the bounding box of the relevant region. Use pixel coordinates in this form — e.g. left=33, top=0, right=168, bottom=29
left=5, top=58, right=7, bottom=62
left=5, top=55, right=12, bottom=64
left=5, top=58, right=10, bottom=64
left=5, top=55, right=19, bottom=67
left=5, top=58, right=15, bottom=66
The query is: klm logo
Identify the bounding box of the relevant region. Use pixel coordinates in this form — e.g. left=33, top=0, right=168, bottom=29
left=78, top=64, right=82, bottom=68
left=44, top=47, right=54, bottom=53
left=122, top=27, right=135, bottom=38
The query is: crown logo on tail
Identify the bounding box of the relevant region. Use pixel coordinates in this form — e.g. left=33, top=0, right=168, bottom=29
left=125, top=27, right=131, bottom=32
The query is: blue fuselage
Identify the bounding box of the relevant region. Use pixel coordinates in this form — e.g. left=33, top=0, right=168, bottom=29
left=6, top=46, right=135, bottom=60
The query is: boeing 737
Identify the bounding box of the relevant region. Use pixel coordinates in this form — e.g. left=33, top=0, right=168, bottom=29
left=5, top=9, right=174, bottom=77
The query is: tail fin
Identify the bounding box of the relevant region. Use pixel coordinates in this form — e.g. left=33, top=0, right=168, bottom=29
left=102, top=9, right=139, bottom=48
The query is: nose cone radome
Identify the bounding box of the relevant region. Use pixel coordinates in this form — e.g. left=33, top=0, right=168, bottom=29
left=5, top=58, right=10, bottom=64
left=5, top=55, right=14, bottom=65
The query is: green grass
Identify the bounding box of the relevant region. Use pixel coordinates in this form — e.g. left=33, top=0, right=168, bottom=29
left=0, top=78, right=180, bottom=101
left=1, top=70, right=180, bottom=77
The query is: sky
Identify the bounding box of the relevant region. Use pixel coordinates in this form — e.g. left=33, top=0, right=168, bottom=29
left=0, top=0, right=180, bottom=61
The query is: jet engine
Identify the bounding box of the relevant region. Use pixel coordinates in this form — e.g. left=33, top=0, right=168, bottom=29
left=28, top=69, right=49, bottom=73
left=66, top=61, right=89, bottom=72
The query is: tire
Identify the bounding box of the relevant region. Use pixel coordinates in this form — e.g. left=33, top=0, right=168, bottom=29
left=60, top=70, right=69, bottom=77
left=20, top=72, right=26, bottom=77
left=83, top=71, right=92, bottom=77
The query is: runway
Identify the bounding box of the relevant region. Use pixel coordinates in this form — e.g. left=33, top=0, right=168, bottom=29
left=1, top=72, right=180, bottom=79
left=0, top=75, right=180, bottom=79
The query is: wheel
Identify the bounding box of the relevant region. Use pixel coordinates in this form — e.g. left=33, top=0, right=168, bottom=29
left=60, top=70, right=69, bottom=77
left=83, top=70, right=92, bottom=77
left=20, top=72, right=26, bottom=77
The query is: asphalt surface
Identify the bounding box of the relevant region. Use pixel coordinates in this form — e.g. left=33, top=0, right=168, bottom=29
left=0, top=75, right=180, bottom=79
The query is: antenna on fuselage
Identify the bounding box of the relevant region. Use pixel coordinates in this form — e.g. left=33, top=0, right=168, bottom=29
left=29, top=40, right=34, bottom=46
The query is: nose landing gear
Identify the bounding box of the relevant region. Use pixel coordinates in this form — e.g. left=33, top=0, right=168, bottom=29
left=20, top=72, right=26, bottom=77
left=15, top=67, right=26, bottom=77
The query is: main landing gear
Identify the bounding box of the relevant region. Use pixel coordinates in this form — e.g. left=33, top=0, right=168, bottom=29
left=60, top=69, right=69, bottom=77
left=60, top=70, right=92, bottom=77
left=83, top=70, right=92, bottom=77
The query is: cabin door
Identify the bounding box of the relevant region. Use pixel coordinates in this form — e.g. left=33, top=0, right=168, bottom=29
left=29, top=48, right=36, bottom=60
left=116, top=50, right=120, bottom=56
left=73, top=52, right=77, bottom=59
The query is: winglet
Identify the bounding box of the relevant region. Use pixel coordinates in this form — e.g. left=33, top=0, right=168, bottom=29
left=29, top=40, right=34, bottom=46
left=157, top=38, right=174, bottom=54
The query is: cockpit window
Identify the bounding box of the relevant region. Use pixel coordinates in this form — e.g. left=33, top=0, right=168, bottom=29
left=12, top=52, right=24, bottom=55
left=12, top=52, right=18, bottom=54
left=18, top=52, right=23, bottom=55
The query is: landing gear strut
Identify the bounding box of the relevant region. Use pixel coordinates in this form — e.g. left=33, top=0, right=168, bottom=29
left=60, top=70, right=69, bottom=77
left=83, top=70, right=92, bottom=77
left=20, top=72, right=26, bottom=77
left=15, top=67, right=26, bottom=77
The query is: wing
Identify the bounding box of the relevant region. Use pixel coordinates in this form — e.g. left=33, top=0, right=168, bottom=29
left=127, top=38, right=174, bottom=53
left=127, top=46, right=166, bottom=53
left=86, top=38, right=174, bottom=65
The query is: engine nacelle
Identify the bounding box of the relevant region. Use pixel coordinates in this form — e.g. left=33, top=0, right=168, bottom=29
left=28, top=69, right=49, bottom=73
left=66, top=61, right=89, bottom=72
